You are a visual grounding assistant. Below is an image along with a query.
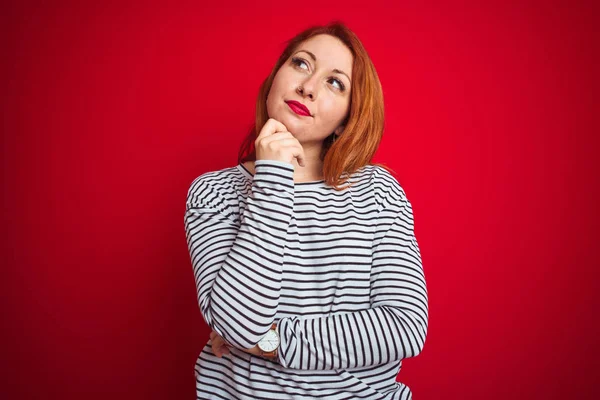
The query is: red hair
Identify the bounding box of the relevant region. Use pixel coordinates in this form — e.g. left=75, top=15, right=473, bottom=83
left=238, top=21, right=395, bottom=191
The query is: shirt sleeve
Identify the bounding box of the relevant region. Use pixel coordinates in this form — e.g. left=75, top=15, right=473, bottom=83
left=276, top=194, right=429, bottom=370
left=184, top=160, right=294, bottom=350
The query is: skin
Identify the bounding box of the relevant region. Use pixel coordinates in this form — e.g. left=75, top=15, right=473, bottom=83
left=210, top=331, right=231, bottom=357
left=244, top=33, right=353, bottom=183
left=210, top=35, right=354, bottom=357
left=210, top=331, right=249, bottom=358
left=210, top=330, right=270, bottom=359
left=210, top=35, right=355, bottom=358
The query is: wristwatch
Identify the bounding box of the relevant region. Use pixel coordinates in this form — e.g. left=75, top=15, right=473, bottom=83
left=257, top=322, right=280, bottom=358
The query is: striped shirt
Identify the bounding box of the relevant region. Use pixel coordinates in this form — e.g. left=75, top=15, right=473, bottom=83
left=184, top=160, right=428, bottom=399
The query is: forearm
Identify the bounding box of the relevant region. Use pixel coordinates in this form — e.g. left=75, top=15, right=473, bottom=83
left=276, top=304, right=427, bottom=370
left=187, top=160, right=295, bottom=349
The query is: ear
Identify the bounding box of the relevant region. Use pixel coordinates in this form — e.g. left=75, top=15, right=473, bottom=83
left=334, top=125, right=345, bottom=136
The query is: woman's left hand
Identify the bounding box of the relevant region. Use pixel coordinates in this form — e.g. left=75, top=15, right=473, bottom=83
left=209, top=330, right=231, bottom=357
left=210, top=330, right=262, bottom=357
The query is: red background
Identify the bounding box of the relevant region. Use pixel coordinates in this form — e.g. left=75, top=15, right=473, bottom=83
left=3, top=1, right=598, bottom=399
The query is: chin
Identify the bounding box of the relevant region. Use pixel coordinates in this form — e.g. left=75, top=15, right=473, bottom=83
left=269, top=107, right=306, bottom=135
left=273, top=111, right=295, bottom=131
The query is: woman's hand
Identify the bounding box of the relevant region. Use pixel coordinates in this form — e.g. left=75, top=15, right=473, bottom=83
left=210, top=331, right=262, bottom=357
left=209, top=330, right=231, bottom=357
left=255, top=118, right=306, bottom=167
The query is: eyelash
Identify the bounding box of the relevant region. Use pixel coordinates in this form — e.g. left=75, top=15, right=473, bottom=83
left=291, top=57, right=346, bottom=91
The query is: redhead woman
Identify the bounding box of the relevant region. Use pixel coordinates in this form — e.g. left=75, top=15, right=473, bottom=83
left=184, top=21, right=428, bottom=399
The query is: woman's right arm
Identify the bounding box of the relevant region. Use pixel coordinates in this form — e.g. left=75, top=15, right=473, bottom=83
left=185, top=160, right=295, bottom=350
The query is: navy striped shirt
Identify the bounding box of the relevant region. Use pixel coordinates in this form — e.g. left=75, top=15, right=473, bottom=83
left=184, top=160, right=428, bottom=399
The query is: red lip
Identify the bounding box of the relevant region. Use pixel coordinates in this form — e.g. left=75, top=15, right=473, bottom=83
left=285, top=100, right=311, bottom=116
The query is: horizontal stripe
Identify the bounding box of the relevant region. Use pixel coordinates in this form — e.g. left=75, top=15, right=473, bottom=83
left=185, top=159, right=428, bottom=399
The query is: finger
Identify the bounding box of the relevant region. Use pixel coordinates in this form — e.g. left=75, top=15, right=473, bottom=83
left=259, top=135, right=305, bottom=167
left=213, top=334, right=224, bottom=346
left=256, top=118, right=288, bottom=142
left=259, top=131, right=294, bottom=146
left=212, top=335, right=223, bottom=346
left=260, top=136, right=299, bottom=150
left=289, top=142, right=306, bottom=167
left=265, top=118, right=288, bottom=135
left=213, top=339, right=225, bottom=357
left=296, top=148, right=306, bottom=167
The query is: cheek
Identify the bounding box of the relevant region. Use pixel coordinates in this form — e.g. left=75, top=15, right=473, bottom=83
left=320, top=98, right=348, bottom=122
left=272, top=70, right=295, bottom=91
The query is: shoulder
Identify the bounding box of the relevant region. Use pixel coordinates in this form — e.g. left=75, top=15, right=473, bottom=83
left=359, top=164, right=409, bottom=211
left=186, top=164, right=245, bottom=211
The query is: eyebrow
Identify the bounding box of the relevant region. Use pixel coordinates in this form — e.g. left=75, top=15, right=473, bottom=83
left=294, top=50, right=351, bottom=84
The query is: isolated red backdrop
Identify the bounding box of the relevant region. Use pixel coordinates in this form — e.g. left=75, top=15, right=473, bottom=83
left=3, top=1, right=598, bottom=399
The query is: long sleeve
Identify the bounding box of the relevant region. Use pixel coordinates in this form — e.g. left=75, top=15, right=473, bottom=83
left=277, top=195, right=428, bottom=370
left=184, top=160, right=294, bottom=349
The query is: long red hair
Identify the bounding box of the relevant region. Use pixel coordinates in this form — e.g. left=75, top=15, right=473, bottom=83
left=238, top=21, right=394, bottom=191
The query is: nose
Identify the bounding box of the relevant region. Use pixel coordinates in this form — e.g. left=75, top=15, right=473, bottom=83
left=297, top=85, right=314, bottom=100
left=297, top=77, right=318, bottom=100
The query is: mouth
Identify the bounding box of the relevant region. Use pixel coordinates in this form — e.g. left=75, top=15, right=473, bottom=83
left=285, top=100, right=312, bottom=117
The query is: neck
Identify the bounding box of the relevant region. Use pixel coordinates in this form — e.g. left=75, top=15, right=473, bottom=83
left=290, top=157, right=324, bottom=183
left=289, top=140, right=325, bottom=183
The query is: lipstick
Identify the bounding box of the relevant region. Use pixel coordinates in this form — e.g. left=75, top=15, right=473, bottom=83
left=286, top=100, right=311, bottom=117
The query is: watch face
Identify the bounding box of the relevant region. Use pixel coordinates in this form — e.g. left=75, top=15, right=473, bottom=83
left=258, top=330, right=280, bottom=352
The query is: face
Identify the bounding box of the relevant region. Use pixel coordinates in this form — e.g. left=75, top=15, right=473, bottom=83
left=266, top=34, right=353, bottom=145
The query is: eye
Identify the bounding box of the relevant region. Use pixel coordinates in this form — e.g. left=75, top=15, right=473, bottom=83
left=328, top=77, right=345, bottom=91
left=292, top=56, right=346, bottom=92
left=291, top=57, right=309, bottom=71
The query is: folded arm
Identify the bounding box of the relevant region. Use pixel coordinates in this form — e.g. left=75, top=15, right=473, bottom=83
left=277, top=199, right=429, bottom=370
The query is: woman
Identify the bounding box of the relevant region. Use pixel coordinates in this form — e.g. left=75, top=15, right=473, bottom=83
left=185, top=21, right=428, bottom=399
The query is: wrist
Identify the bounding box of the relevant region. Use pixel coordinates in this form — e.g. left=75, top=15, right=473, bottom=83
left=257, top=322, right=280, bottom=359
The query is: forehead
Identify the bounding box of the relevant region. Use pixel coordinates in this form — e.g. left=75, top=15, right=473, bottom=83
left=296, top=34, right=353, bottom=78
